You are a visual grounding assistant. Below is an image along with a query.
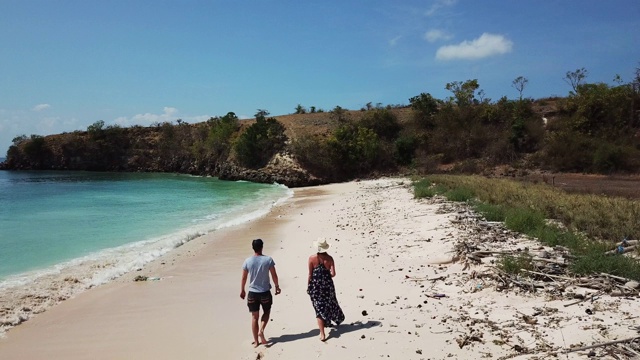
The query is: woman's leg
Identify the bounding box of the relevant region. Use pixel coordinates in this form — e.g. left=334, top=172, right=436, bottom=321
left=317, top=317, right=326, bottom=341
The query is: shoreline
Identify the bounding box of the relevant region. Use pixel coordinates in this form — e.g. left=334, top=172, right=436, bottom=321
left=1, top=178, right=639, bottom=359
left=0, top=181, right=293, bottom=337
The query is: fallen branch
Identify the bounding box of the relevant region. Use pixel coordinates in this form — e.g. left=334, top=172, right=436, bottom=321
left=600, top=272, right=635, bottom=284
left=563, top=291, right=602, bottom=307
left=606, top=245, right=637, bottom=255
left=522, top=269, right=575, bottom=282
left=531, top=257, right=567, bottom=266
left=564, top=336, right=640, bottom=353
left=408, top=275, right=447, bottom=282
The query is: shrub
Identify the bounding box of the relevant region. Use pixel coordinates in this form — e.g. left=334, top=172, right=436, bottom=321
left=234, top=113, right=286, bottom=168
left=498, top=253, right=534, bottom=275
left=571, top=247, right=640, bottom=279
left=22, top=135, right=53, bottom=168
left=473, top=202, right=506, bottom=222
left=592, top=142, right=625, bottom=173
left=326, top=124, right=380, bottom=177
left=206, top=112, right=240, bottom=161
left=358, top=109, right=401, bottom=140
left=291, top=134, right=337, bottom=178
left=444, top=187, right=475, bottom=202
left=409, top=93, right=441, bottom=130
left=504, top=207, right=546, bottom=235
left=394, top=135, right=418, bottom=166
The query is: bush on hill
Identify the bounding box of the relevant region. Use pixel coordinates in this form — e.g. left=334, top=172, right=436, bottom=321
left=234, top=111, right=287, bottom=169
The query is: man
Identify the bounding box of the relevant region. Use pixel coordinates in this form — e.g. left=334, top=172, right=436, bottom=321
left=240, top=238, right=281, bottom=347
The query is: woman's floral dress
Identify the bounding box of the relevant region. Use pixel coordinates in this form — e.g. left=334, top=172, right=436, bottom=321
left=308, top=259, right=345, bottom=326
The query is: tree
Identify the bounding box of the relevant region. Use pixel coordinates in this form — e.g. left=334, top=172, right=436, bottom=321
left=564, top=68, right=588, bottom=93
left=409, top=92, right=440, bottom=129
left=87, top=120, right=105, bottom=134
left=445, top=79, right=479, bottom=106
left=255, top=109, right=270, bottom=118
left=512, top=76, right=528, bottom=100
left=358, top=109, right=401, bottom=140
left=477, top=89, right=488, bottom=103
left=330, top=105, right=349, bottom=122
left=294, top=104, right=307, bottom=114
left=234, top=111, right=286, bottom=168
left=613, top=74, right=624, bottom=85
left=327, top=124, right=380, bottom=175
left=206, top=112, right=240, bottom=160
left=12, top=135, right=28, bottom=146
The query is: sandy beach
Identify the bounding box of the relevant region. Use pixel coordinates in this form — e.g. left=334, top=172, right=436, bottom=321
left=1, top=178, right=639, bottom=359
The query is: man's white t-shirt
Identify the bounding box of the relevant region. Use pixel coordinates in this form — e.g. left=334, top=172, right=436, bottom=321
left=242, top=255, right=275, bottom=293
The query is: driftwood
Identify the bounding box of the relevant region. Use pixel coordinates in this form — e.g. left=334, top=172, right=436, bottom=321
left=565, top=336, right=640, bottom=353
left=522, top=269, right=574, bottom=281
left=607, top=245, right=637, bottom=255
left=601, top=272, right=635, bottom=284
left=441, top=205, right=640, bottom=359
left=531, top=257, right=567, bottom=266
left=616, top=239, right=639, bottom=247
left=606, top=239, right=638, bottom=255
left=563, top=291, right=602, bottom=307
left=449, top=210, right=639, bottom=300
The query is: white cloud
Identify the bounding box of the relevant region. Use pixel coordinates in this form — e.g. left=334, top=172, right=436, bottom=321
left=389, top=35, right=402, bottom=47
left=113, top=107, right=180, bottom=127
left=436, top=33, right=513, bottom=60
left=424, top=29, right=453, bottom=43
left=425, top=0, right=457, bottom=16
left=112, top=107, right=211, bottom=127
left=32, top=104, right=51, bottom=111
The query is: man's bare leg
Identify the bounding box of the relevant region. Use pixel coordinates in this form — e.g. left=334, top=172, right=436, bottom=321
left=317, top=317, right=326, bottom=341
left=251, top=311, right=260, bottom=347
left=258, top=310, right=270, bottom=345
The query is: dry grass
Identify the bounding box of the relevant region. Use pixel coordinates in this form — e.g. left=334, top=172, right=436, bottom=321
left=414, top=174, right=640, bottom=279
left=419, top=174, right=640, bottom=242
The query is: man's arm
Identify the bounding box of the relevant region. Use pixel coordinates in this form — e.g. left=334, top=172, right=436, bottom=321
left=240, top=269, right=248, bottom=299
left=269, top=266, right=281, bottom=295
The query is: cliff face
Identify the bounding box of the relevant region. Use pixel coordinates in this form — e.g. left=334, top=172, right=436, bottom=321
left=0, top=119, right=328, bottom=187
left=217, top=153, right=324, bottom=187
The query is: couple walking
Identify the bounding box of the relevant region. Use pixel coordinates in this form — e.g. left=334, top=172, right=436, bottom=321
left=239, top=238, right=345, bottom=346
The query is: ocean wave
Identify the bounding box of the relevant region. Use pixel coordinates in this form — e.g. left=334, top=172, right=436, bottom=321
left=0, top=183, right=292, bottom=336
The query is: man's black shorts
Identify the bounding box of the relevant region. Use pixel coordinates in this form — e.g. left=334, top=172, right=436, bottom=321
left=247, top=291, right=273, bottom=312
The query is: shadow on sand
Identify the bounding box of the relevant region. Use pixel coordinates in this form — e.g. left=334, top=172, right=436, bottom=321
left=268, top=320, right=382, bottom=344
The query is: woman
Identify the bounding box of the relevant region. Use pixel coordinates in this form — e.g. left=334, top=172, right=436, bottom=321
left=307, top=237, right=345, bottom=341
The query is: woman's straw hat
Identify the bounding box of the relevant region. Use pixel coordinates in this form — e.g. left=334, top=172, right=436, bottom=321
left=314, top=237, right=331, bottom=253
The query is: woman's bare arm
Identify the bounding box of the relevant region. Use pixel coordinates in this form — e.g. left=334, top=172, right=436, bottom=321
left=307, top=255, right=314, bottom=286
left=329, top=256, right=336, bottom=277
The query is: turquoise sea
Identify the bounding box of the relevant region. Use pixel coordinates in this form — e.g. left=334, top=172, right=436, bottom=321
left=0, top=170, right=292, bottom=291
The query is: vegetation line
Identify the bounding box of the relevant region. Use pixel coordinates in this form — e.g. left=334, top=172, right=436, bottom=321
left=413, top=175, right=640, bottom=280
left=4, top=65, right=640, bottom=187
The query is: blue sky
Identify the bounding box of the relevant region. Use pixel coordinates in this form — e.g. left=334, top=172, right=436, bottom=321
left=1, top=0, right=639, bottom=155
